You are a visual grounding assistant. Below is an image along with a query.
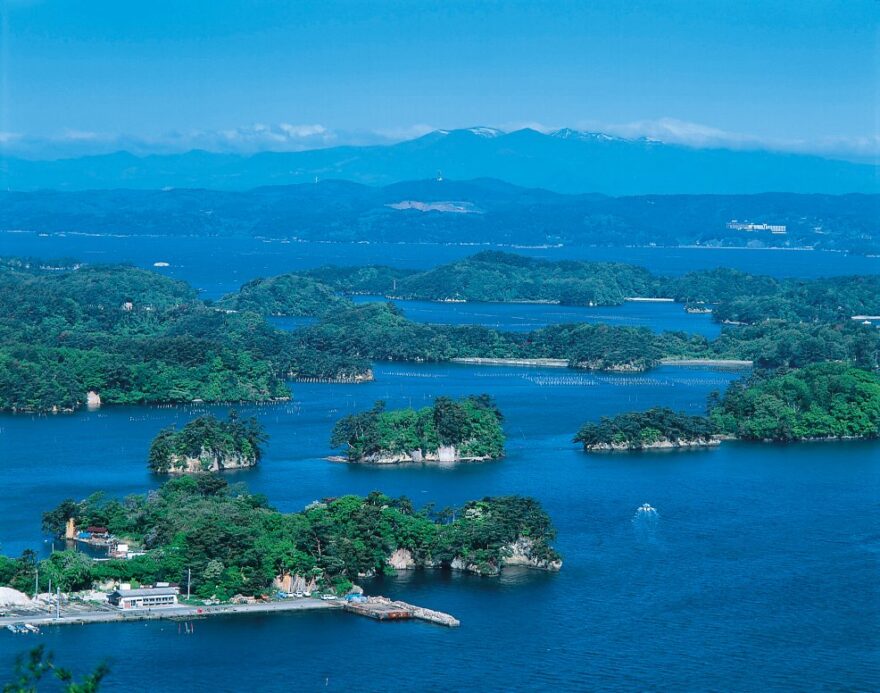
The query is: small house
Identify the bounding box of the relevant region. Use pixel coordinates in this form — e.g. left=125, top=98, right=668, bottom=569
left=108, top=586, right=180, bottom=609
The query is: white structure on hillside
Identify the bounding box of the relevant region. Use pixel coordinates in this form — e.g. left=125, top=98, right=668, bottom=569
left=726, top=221, right=787, bottom=234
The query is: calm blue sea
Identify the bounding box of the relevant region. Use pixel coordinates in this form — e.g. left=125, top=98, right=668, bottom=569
left=0, top=240, right=878, bottom=691
left=3, top=232, right=879, bottom=300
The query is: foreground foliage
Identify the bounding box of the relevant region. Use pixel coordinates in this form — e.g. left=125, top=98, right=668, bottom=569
left=3, top=645, right=108, bottom=693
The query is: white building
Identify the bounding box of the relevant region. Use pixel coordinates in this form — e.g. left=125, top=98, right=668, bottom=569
left=109, top=586, right=179, bottom=609
left=726, top=221, right=787, bottom=233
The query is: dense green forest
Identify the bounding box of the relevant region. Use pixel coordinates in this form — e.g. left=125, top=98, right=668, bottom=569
left=2, top=254, right=878, bottom=412
left=300, top=251, right=880, bottom=324
left=148, top=412, right=267, bottom=473
left=216, top=273, right=353, bottom=317
left=574, top=407, right=719, bottom=450
left=0, top=262, right=296, bottom=411
left=331, top=395, right=505, bottom=462
left=294, top=302, right=880, bottom=372
left=22, top=477, right=561, bottom=599
left=710, top=363, right=880, bottom=441
left=575, top=365, right=880, bottom=450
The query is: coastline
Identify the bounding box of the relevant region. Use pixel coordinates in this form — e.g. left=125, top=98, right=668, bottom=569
left=450, top=357, right=569, bottom=368
left=0, top=597, right=341, bottom=629
left=659, top=358, right=753, bottom=367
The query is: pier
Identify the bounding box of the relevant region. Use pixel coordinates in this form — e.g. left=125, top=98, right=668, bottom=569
left=343, top=597, right=460, bottom=627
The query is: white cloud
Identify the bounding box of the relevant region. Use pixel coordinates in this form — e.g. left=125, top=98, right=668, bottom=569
left=576, top=117, right=879, bottom=162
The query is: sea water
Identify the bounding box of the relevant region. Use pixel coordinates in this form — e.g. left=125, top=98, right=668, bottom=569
left=0, top=361, right=877, bottom=691
left=0, top=241, right=878, bottom=690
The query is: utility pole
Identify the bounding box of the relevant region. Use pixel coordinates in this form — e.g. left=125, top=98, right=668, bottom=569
left=55, top=586, right=60, bottom=620
left=34, top=568, right=38, bottom=599
left=187, top=568, right=191, bottom=600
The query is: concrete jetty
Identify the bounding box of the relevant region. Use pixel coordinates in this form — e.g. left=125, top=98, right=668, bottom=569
left=344, top=597, right=460, bottom=627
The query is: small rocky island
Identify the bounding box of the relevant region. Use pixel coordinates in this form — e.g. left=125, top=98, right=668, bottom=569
left=331, top=395, right=505, bottom=463
left=574, top=407, right=719, bottom=451
left=148, top=412, right=267, bottom=473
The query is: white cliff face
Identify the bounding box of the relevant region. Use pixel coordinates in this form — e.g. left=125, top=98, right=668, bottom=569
left=165, top=450, right=257, bottom=474
left=388, top=548, right=416, bottom=570
left=86, top=390, right=101, bottom=409
left=352, top=444, right=495, bottom=465
left=437, top=445, right=457, bottom=462
left=501, top=537, right=563, bottom=571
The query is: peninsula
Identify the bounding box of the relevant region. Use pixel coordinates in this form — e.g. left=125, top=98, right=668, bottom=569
left=22, top=476, right=561, bottom=607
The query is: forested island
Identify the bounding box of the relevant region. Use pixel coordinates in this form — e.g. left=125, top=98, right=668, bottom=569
left=576, top=364, right=880, bottom=451
left=331, top=395, right=505, bottom=463
left=8, top=477, right=561, bottom=600
left=710, top=363, right=880, bottom=441
left=296, top=251, right=880, bottom=325
left=574, top=407, right=720, bottom=451
left=2, top=253, right=879, bottom=413
left=148, top=412, right=267, bottom=473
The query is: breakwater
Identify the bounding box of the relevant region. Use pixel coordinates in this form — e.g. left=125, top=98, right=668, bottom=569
left=344, top=597, right=460, bottom=627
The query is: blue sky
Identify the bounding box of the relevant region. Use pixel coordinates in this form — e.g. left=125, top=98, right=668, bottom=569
left=1, top=0, right=877, bottom=159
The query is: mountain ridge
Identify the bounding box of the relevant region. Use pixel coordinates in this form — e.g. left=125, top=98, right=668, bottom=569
left=2, top=127, right=876, bottom=195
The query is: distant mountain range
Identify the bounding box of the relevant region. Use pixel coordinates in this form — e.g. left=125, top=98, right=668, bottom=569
left=2, top=128, right=877, bottom=195
left=2, top=178, right=877, bottom=254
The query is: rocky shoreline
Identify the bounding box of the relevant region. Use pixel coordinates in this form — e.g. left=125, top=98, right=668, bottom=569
left=163, top=451, right=258, bottom=474
left=585, top=437, right=721, bottom=452
left=386, top=537, right=562, bottom=575
left=330, top=444, right=498, bottom=465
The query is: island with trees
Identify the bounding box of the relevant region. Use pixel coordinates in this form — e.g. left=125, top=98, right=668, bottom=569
left=331, top=395, right=505, bottom=463
left=21, top=477, right=561, bottom=602
left=148, top=412, right=267, bottom=473
left=574, top=407, right=720, bottom=451
left=575, top=363, right=880, bottom=452
left=709, top=362, right=880, bottom=441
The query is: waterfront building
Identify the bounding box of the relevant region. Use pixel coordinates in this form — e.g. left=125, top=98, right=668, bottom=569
left=108, top=586, right=180, bottom=609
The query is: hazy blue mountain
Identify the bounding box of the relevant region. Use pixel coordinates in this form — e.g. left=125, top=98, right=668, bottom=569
left=1, top=178, right=876, bottom=253
left=2, top=128, right=877, bottom=194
